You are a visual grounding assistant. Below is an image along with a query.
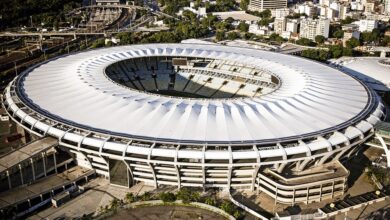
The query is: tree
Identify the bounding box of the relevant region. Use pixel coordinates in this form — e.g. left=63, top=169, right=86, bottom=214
left=109, top=198, right=120, bottom=210
left=333, top=29, right=344, bottom=39
left=219, top=201, right=236, bottom=215
left=329, top=45, right=344, bottom=58
left=216, top=30, right=225, bottom=41
left=176, top=188, right=200, bottom=203
left=204, top=197, right=216, bottom=206
left=159, top=192, right=176, bottom=203
left=91, top=39, right=105, bottom=48
left=257, top=17, right=272, bottom=26
left=125, top=192, right=136, bottom=203
left=227, top=31, right=239, bottom=40
left=237, top=21, right=249, bottom=32
left=340, top=16, right=356, bottom=25
left=140, top=192, right=152, bottom=201
left=240, top=0, right=249, bottom=10
left=346, top=37, right=360, bottom=48
left=233, top=210, right=242, bottom=219
left=315, top=35, right=325, bottom=44
left=259, top=9, right=271, bottom=19
left=177, top=188, right=193, bottom=203
left=296, top=38, right=316, bottom=46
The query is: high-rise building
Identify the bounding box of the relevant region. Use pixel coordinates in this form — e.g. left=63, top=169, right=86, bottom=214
left=248, top=0, right=287, bottom=11
left=317, top=17, right=330, bottom=38
left=300, top=19, right=318, bottom=40
left=385, top=0, right=390, bottom=13
left=274, top=17, right=287, bottom=34
left=274, top=8, right=290, bottom=18
left=358, top=19, right=378, bottom=32
left=300, top=17, right=330, bottom=40
left=286, top=19, right=299, bottom=33
left=339, top=4, right=348, bottom=20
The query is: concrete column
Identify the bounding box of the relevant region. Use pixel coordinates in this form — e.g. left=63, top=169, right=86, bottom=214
left=148, top=163, right=158, bottom=189
left=274, top=187, right=278, bottom=206
left=42, top=152, right=47, bottom=177
left=251, top=165, right=260, bottom=191
left=53, top=153, right=57, bottom=173
left=306, top=187, right=309, bottom=204
left=6, top=170, right=12, bottom=189
left=277, top=163, right=287, bottom=173
left=317, top=152, right=334, bottom=166
left=31, top=158, right=36, bottom=181
left=19, top=164, right=24, bottom=185
left=331, top=180, right=335, bottom=198
left=292, top=189, right=295, bottom=206
left=298, top=158, right=311, bottom=171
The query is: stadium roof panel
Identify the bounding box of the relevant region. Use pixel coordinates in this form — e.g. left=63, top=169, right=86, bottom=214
left=16, top=44, right=377, bottom=144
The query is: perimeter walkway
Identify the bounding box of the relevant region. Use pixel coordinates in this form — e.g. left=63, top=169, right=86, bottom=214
left=0, top=166, right=95, bottom=218
left=0, top=137, right=58, bottom=174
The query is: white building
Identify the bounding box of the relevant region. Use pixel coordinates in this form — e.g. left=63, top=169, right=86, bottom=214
left=274, top=8, right=290, bottom=18
left=339, top=4, right=348, bottom=20
left=248, top=0, right=287, bottom=11
left=286, top=19, right=299, bottom=33
left=249, top=24, right=269, bottom=35
left=385, top=0, right=390, bottom=14
left=300, top=17, right=330, bottom=40
left=274, top=17, right=286, bottom=34
left=358, top=19, right=378, bottom=32
left=300, top=19, right=317, bottom=40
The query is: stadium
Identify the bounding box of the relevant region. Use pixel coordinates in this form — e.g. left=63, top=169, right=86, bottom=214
left=2, top=43, right=385, bottom=204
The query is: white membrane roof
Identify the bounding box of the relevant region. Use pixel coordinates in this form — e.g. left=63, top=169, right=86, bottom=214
left=18, top=44, right=372, bottom=144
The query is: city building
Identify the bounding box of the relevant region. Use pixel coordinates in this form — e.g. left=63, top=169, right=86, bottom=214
left=274, top=8, right=290, bottom=18
left=357, top=19, right=378, bottom=32
left=364, top=2, right=375, bottom=13
left=385, top=0, right=390, bottom=14
left=343, top=30, right=360, bottom=46
left=339, top=4, right=348, bottom=20
left=2, top=44, right=384, bottom=204
left=286, top=19, right=299, bottom=33
left=273, top=17, right=286, bottom=34
left=249, top=23, right=269, bottom=35
left=300, top=17, right=330, bottom=40
left=248, top=0, right=287, bottom=11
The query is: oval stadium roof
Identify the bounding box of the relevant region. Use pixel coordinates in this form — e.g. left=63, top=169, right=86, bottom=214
left=17, top=44, right=376, bottom=144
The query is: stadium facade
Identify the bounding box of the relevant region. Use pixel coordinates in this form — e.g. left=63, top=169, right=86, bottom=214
left=2, top=44, right=385, bottom=204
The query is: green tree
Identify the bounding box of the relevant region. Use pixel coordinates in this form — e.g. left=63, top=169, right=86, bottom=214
left=237, top=21, right=249, bottom=32
left=140, top=192, right=152, bottom=201
left=219, top=201, right=236, bottom=215
left=227, top=31, right=239, bottom=40
left=296, top=38, right=316, bottom=46
left=329, top=45, right=344, bottom=58
left=216, top=30, right=225, bottom=41
left=91, top=39, right=105, bottom=48
left=204, top=197, right=216, bottom=206
left=346, top=37, right=360, bottom=48
left=333, top=29, right=344, bottom=39
left=340, top=16, right=356, bottom=25
left=159, top=192, right=176, bottom=203
left=177, top=188, right=192, bottom=203
left=109, top=198, right=120, bottom=210
left=315, top=35, right=325, bottom=44
left=240, top=0, right=249, bottom=10
left=125, top=192, right=136, bottom=203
